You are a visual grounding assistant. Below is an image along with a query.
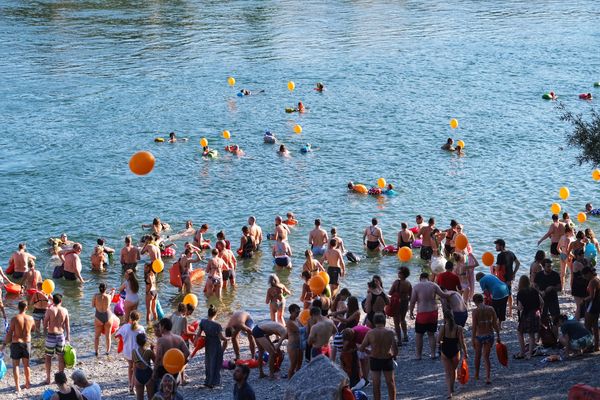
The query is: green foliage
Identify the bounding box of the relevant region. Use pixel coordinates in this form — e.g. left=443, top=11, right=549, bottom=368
left=559, top=104, right=600, bottom=167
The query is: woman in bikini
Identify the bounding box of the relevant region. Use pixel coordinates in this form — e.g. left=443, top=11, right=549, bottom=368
left=118, top=270, right=140, bottom=321
left=29, top=281, right=50, bottom=333
left=265, top=274, right=291, bottom=325
left=364, top=280, right=389, bottom=328
left=300, top=271, right=315, bottom=309
left=92, top=282, right=115, bottom=356
left=143, top=263, right=158, bottom=324
left=302, top=250, right=324, bottom=276
left=397, top=222, right=415, bottom=249
left=438, top=311, right=467, bottom=399
left=205, top=249, right=224, bottom=298
left=471, top=293, right=500, bottom=384
left=90, top=245, right=106, bottom=272
left=272, top=236, right=292, bottom=269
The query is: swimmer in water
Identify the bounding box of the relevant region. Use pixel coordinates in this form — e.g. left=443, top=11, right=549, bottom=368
left=284, top=212, right=298, bottom=226
left=585, top=203, right=600, bottom=216
left=549, top=91, right=557, bottom=100
left=441, top=138, right=455, bottom=151
left=278, top=144, right=290, bottom=157
left=455, top=145, right=464, bottom=156
left=383, top=184, right=395, bottom=194
left=579, top=93, right=593, bottom=100
left=300, top=143, right=312, bottom=153
left=315, top=82, right=324, bottom=92
left=297, top=102, right=305, bottom=113
left=264, top=131, right=277, bottom=144
left=168, top=132, right=188, bottom=143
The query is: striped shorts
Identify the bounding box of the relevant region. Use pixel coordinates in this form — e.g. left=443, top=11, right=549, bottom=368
left=45, top=333, right=66, bottom=355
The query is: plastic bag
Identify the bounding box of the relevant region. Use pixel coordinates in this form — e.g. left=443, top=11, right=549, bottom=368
left=114, top=297, right=125, bottom=317
left=458, top=358, right=469, bottom=384
left=0, top=357, right=7, bottom=380
left=431, top=256, right=447, bottom=274
left=496, top=342, right=508, bottom=367
left=63, top=344, right=76, bottom=368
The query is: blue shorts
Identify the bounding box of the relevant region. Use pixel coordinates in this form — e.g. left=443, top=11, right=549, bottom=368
left=252, top=325, right=266, bottom=339
left=311, top=245, right=326, bottom=257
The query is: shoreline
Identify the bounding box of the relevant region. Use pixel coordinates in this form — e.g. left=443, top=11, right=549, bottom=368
left=1, top=294, right=598, bottom=399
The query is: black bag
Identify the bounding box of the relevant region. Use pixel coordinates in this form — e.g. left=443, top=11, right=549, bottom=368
left=346, top=252, right=359, bottom=263
left=539, top=314, right=557, bottom=347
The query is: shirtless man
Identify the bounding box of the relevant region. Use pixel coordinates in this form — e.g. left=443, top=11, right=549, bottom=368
left=363, top=218, right=386, bottom=252
left=358, top=313, right=398, bottom=400
left=251, top=321, right=287, bottom=378
left=43, top=294, right=70, bottom=384
left=537, top=214, right=566, bottom=257
left=179, top=247, right=201, bottom=294
left=193, top=224, right=210, bottom=249
left=330, top=227, right=346, bottom=254
left=308, top=219, right=329, bottom=257
left=322, top=239, right=346, bottom=294
left=29, top=281, right=50, bottom=333
left=2, top=301, right=34, bottom=393
left=224, top=311, right=257, bottom=360
left=22, top=259, right=41, bottom=292
left=120, top=236, right=140, bottom=270
left=154, top=318, right=190, bottom=383
left=165, top=220, right=195, bottom=242
left=248, top=216, right=263, bottom=249
left=62, top=244, right=85, bottom=283
left=308, top=307, right=337, bottom=359
left=415, top=215, right=427, bottom=230
left=471, top=293, right=500, bottom=384
left=409, top=272, right=450, bottom=359
left=205, top=249, right=225, bottom=298
left=274, top=216, right=290, bottom=242
left=217, top=240, right=237, bottom=288
left=9, top=243, right=36, bottom=280
left=418, top=218, right=435, bottom=261
left=441, top=138, right=455, bottom=151
left=279, top=304, right=302, bottom=378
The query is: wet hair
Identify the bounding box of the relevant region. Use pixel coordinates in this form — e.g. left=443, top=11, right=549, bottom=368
left=136, top=332, right=147, bottom=347
left=420, top=272, right=429, bottom=280
left=268, top=274, right=283, bottom=289
left=315, top=219, right=321, bottom=226
left=18, top=301, right=27, bottom=312
left=216, top=231, right=225, bottom=240
left=288, top=303, right=300, bottom=314
left=347, top=182, right=354, bottom=189
left=475, top=272, right=485, bottom=281
left=52, top=293, right=63, bottom=305
left=18, top=243, right=25, bottom=250
left=310, top=306, right=321, bottom=316
left=563, top=212, right=570, bottom=220
left=125, top=235, right=132, bottom=244
left=97, top=238, right=105, bottom=246
left=534, top=250, right=546, bottom=262
left=576, top=231, right=585, bottom=240
left=372, top=218, right=378, bottom=226
left=208, top=304, right=217, bottom=317
left=551, top=214, right=559, bottom=221
left=159, top=318, right=172, bottom=331
left=126, top=269, right=139, bottom=293
left=177, top=303, right=186, bottom=313
left=54, top=371, right=68, bottom=385
left=329, top=238, right=337, bottom=247
left=428, top=217, right=435, bottom=225
left=99, top=283, right=106, bottom=293
left=446, top=138, right=453, bottom=144
left=416, top=215, right=423, bottom=220
left=373, top=313, right=386, bottom=325
left=242, top=225, right=249, bottom=234
left=401, top=222, right=407, bottom=229
left=450, top=220, right=457, bottom=227
left=331, top=227, right=337, bottom=235
left=153, top=217, right=161, bottom=226
left=473, top=293, right=484, bottom=304
left=305, top=249, right=313, bottom=259
left=445, top=261, right=454, bottom=270
left=399, top=266, right=410, bottom=278
left=201, top=224, right=209, bottom=230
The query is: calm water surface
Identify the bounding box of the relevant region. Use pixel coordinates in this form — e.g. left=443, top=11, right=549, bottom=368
left=1, top=0, right=600, bottom=330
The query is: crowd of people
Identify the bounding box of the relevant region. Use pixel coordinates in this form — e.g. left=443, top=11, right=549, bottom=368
left=1, top=210, right=600, bottom=399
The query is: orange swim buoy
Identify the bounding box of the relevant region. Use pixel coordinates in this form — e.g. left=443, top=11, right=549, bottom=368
left=190, top=269, right=205, bottom=283
left=169, top=261, right=182, bottom=288
left=190, top=336, right=206, bottom=359
left=5, top=283, right=22, bottom=295
left=496, top=342, right=508, bottom=367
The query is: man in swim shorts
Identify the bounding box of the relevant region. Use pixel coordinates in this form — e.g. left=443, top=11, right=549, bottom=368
left=251, top=321, right=286, bottom=378
left=418, top=218, right=435, bottom=261
left=410, top=272, right=450, bottom=359
left=2, top=301, right=34, bottom=394
left=363, top=218, right=386, bottom=252
left=308, top=307, right=337, bottom=359
left=247, top=216, right=263, bottom=249
left=308, top=219, right=329, bottom=257
left=322, top=239, right=345, bottom=294
left=537, top=214, right=566, bottom=257
left=62, top=244, right=85, bottom=283
left=9, top=243, right=36, bottom=280
left=225, top=312, right=256, bottom=361
left=120, top=236, right=140, bottom=270
left=43, top=294, right=70, bottom=384
left=274, top=216, right=290, bottom=242
left=358, top=313, right=397, bottom=400
left=217, top=240, right=237, bottom=288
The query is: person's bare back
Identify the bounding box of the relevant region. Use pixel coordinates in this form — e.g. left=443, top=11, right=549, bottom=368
left=308, top=319, right=336, bottom=348
left=410, top=280, right=444, bottom=314
left=363, top=326, right=397, bottom=359
left=11, top=313, right=34, bottom=343
left=45, top=306, right=68, bottom=335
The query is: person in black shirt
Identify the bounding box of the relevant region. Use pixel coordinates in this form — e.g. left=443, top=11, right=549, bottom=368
left=534, top=258, right=561, bottom=337
left=515, top=275, right=543, bottom=359
left=494, top=239, right=521, bottom=316
left=233, top=364, right=255, bottom=400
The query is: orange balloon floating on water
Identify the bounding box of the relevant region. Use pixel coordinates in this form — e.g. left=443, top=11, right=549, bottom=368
left=450, top=118, right=459, bottom=129
left=397, top=247, right=412, bottom=262
left=593, top=169, right=600, bottom=181
left=559, top=187, right=570, bottom=200
left=200, top=138, right=208, bottom=147
left=129, top=151, right=155, bottom=175
left=293, top=124, right=302, bottom=134
left=482, top=252, right=495, bottom=267
left=550, top=203, right=561, bottom=215
left=223, top=130, right=231, bottom=139
left=377, top=178, right=386, bottom=188
left=455, top=234, right=468, bottom=251
left=578, top=212, right=587, bottom=223
left=163, top=348, right=185, bottom=374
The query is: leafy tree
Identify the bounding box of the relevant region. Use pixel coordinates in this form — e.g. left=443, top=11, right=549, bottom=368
left=559, top=103, right=600, bottom=167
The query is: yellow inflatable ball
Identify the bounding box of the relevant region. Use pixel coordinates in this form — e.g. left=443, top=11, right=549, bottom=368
left=183, top=293, right=198, bottom=308
left=129, top=151, right=155, bottom=176
left=163, top=348, right=186, bottom=374
left=482, top=252, right=495, bottom=267
left=227, top=77, right=235, bottom=86
left=308, top=276, right=326, bottom=295
left=298, top=309, right=310, bottom=326
left=152, top=259, right=164, bottom=273
left=450, top=118, right=459, bottom=129
left=223, top=130, right=231, bottom=139
left=455, top=234, right=468, bottom=251
left=457, top=140, right=465, bottom=148
left=578, top=212, right=587, bottom=223
left=550, top=203, right=561, bottom=215
left=200, top=138, right=208, bottom=147
left=287, top=81, right=295, bottom=91
left=293, top=124, right=302, bottom=134
left=397, top=247, right=412, bottom=262
left=42, top=279, right=55, bottom=295
left=559, top=187, right=570, bottom=200
left=593, top=169, right=600, bottom=181
left=318, top=270, right=330, bottom=286
left=377, top=178, right=386, bottom=189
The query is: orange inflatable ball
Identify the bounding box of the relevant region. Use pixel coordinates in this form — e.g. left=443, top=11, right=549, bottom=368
left=578, top=212, right=587, bottom=223
left=482, top=251, right=495, bottom=267
left=593, top=169, right=600, bottom=181
left=183, top=293, right=198, bottom=308
left=318, top=270, right=330, bottom=286
left=129, top=151, right=155, bottom=176
left=200, top=137, right=208, bottom=147
left=163, top=348, right=186, bottom=374
left=298, top=309, right=310, bottom=326
left=397, top=247, right=412, bottom=262
left=293, top=124, right=302, bottom=134
left=559, top=186, right=570, bottom=200
left=152, top=259, right=164, bottom=273
left=223, top=130, right=231, bottom=139
left=455, top=234, right=468, bottom=251
left=550, top=203, right=561, bottom=215
left=450, top=118, right=459, bottom=129
left=308, top=276, right=326, bottom=295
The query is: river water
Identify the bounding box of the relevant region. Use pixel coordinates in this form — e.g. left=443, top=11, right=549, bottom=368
left=1, top=0, right=599, bottom=329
